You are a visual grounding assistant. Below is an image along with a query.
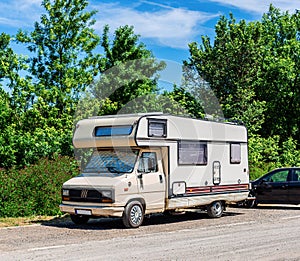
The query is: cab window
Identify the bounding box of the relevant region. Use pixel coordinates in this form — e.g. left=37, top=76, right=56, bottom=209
left=138, top=152, right=158, bottom=173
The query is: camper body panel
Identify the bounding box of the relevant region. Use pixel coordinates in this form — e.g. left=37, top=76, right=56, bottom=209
left=135, top=115, right=248, bottom=206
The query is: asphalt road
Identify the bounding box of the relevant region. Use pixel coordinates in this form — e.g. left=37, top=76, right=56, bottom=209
left=1, top=205, right=300, bottom=260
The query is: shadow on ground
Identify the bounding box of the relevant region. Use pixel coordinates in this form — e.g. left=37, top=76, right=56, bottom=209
left=41, top=209, right=244, bottom=230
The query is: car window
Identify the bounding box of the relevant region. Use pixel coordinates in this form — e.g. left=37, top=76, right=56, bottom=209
left=292, top=170, right=300, bottom=182
left=266, top=170, right=289, bottom=182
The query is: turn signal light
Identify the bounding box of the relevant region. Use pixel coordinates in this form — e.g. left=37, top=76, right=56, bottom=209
left=102, top=198, right=113, bottom=203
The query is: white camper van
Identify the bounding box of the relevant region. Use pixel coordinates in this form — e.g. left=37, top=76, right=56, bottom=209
left=60, top=113, right=249, bottom=228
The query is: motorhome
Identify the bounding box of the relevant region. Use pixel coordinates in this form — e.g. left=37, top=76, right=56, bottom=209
left=60, top=113, right=249, bottom=228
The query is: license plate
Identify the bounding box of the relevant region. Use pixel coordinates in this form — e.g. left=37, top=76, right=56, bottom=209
left=75, top=209, right=92, bottom=215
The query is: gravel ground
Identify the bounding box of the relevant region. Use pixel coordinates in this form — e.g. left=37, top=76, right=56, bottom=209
left=0, top=205, right=300, bottom=260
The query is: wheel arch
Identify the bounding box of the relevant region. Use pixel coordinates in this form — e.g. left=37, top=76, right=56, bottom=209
left=126, top=197, right=146, bottom=213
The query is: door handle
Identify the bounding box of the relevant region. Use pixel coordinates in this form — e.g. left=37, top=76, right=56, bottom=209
left=159, top=174, right=163, bottom=183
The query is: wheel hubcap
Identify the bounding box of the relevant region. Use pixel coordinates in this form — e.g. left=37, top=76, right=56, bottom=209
left=130, top=205, right=142, bottom=225
left=213, top=202, right=222, bottom=215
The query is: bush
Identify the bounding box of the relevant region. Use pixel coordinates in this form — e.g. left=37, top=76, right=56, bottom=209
left=249, top=135, right=300, bottom=180
left=0, top=156, right=79, bottom=217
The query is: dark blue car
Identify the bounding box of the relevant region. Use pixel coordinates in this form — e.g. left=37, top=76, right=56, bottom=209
left=245, top=167, right=300, bottom=207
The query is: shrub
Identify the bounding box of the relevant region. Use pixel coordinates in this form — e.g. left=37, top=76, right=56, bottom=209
left=0, top=156, right=79, bottom=217
left=248, top=135, right=300, bottom=180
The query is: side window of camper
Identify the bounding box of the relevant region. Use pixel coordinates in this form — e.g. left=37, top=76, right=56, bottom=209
left=148, top=119, right=167, bottom=137
left=138, top=152, right=158, bottom=173
left=178, top=141, right=207, bottom=165
left=230, top=143, right=241, bottom=164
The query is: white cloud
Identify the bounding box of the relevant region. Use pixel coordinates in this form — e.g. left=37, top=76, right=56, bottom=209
left=0, top=0, right=218, bottom=49
left=208, top=0, right=299, bottom=14
left=0, top=17, right=23, bottom=28
left=93, top=3, right=219, bottom=49
left=0, top=0, right=42, bottom=28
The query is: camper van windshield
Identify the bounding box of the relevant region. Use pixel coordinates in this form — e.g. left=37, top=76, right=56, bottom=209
left=83, top=149, right=139, bottom=174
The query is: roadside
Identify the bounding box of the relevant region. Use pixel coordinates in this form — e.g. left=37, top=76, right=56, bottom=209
left=1, top=206, right=300, bottom=261
left=0, top=204, right=299, bottom=228
left=0, top=215, right=69, bottom=228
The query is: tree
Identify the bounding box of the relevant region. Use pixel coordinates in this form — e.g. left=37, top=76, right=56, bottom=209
left=187, top=5, right=299, bottom=140
left=186, top=5, right=300, bottom=177
left=258, top=6, right=300, bottom=139
left=89, top=25, right=165, bottom=115
left=0, top=33, right=26, bottom=168
left=0, top=0, right=102, bottom=168
left=163, top=86, right=204, bottom=118
left=16, top=0, right=101, bottom=116
left=186, top=13, right=266, bottom=134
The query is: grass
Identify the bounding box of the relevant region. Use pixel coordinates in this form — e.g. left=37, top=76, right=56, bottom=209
left=0, top=215, right=69, bottom=227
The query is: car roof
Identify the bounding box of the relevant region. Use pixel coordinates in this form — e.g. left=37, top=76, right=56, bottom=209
left=272, top=167, right=300, bottom=170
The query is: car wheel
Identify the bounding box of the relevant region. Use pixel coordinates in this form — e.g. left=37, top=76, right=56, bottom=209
left=245, top=198, right=258, bottom=208
left=207, top=201, right=224, bottom=218
left=122, top=201, right=144, bottom=228
left=245, top=192, right=258, bottom=208
left=70, top=214, right=90, bottom=225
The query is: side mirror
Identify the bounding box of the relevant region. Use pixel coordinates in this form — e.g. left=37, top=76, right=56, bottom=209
left=80, top=159, right=86, bottom=171
left=148, top=158, right=156, bottom=172
left=259, top=179, right=267, bottom=185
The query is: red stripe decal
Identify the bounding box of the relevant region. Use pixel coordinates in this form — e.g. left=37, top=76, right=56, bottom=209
left=186, top=184, right=248, bottom=195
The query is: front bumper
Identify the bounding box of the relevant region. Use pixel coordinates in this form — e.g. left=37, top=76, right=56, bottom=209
left=59, top=203, right=124, bottom=218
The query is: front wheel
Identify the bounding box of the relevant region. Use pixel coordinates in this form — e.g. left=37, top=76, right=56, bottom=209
left=244, top=198, right=258, bottom=208
left=70, top=214, right=90, bottom=225
left=207, top=201, right=224, bottom=218
left=122, top=201, right=144, bottom=228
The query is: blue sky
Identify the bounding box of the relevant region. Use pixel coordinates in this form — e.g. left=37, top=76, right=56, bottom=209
left=0, top=0, right=299, bottom=64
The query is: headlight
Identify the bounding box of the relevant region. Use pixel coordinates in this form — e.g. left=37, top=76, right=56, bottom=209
left=101, top=190, right=113, bottom=203
left=102, top=190, right=112, bottom=198
left=62, top=189, right=69, bottom=196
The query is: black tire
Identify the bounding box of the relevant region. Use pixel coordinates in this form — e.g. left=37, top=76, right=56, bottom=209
left=245, top=199, right=258, bottom=208
left=207, top=201, right=224, bottom=218
left=70, top=214, right=90, bottom=225
left=122, top=201, right=144, bottom=228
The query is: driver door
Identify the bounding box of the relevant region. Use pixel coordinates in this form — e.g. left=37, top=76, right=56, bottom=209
left=256, top=169, right=290, bottom=203
left=137, top=149, right=166, bottom=211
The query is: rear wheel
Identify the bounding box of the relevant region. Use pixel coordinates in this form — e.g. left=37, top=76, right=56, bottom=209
left=207, top=201, right=224, bottom=218
left=70, top=214, right=90, bottom=225
left=122, top=201, right=144, bottom=228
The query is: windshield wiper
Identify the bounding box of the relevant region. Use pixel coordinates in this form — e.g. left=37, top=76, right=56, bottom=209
left=106, top=166, right=120, bottom=173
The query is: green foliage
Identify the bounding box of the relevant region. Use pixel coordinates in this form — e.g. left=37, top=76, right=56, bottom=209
left=187, top=14, right=267, bottom=135
left=258, top=6, right=300, bottom=139
left=163, top=86, right=205, bottom=118
left=186, top=5, right=300, bottom=179
left=248, top=135, right=300, bottom=180
left=0, top=33, right=27, bottom=90
left=16, top=0, right=101, bottom=113
left=187, top=5, right=299, bottom=141
left=90, top=25, right=165, bottom=116
left=280, top=138, right=300, bottom=167
left=0, top=156, right=79, bottom=217
left=0, top=0, right=101, bottom=169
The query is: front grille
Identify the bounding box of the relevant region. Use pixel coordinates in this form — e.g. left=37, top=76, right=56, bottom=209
left=68, top=189, right=103, bottom=203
